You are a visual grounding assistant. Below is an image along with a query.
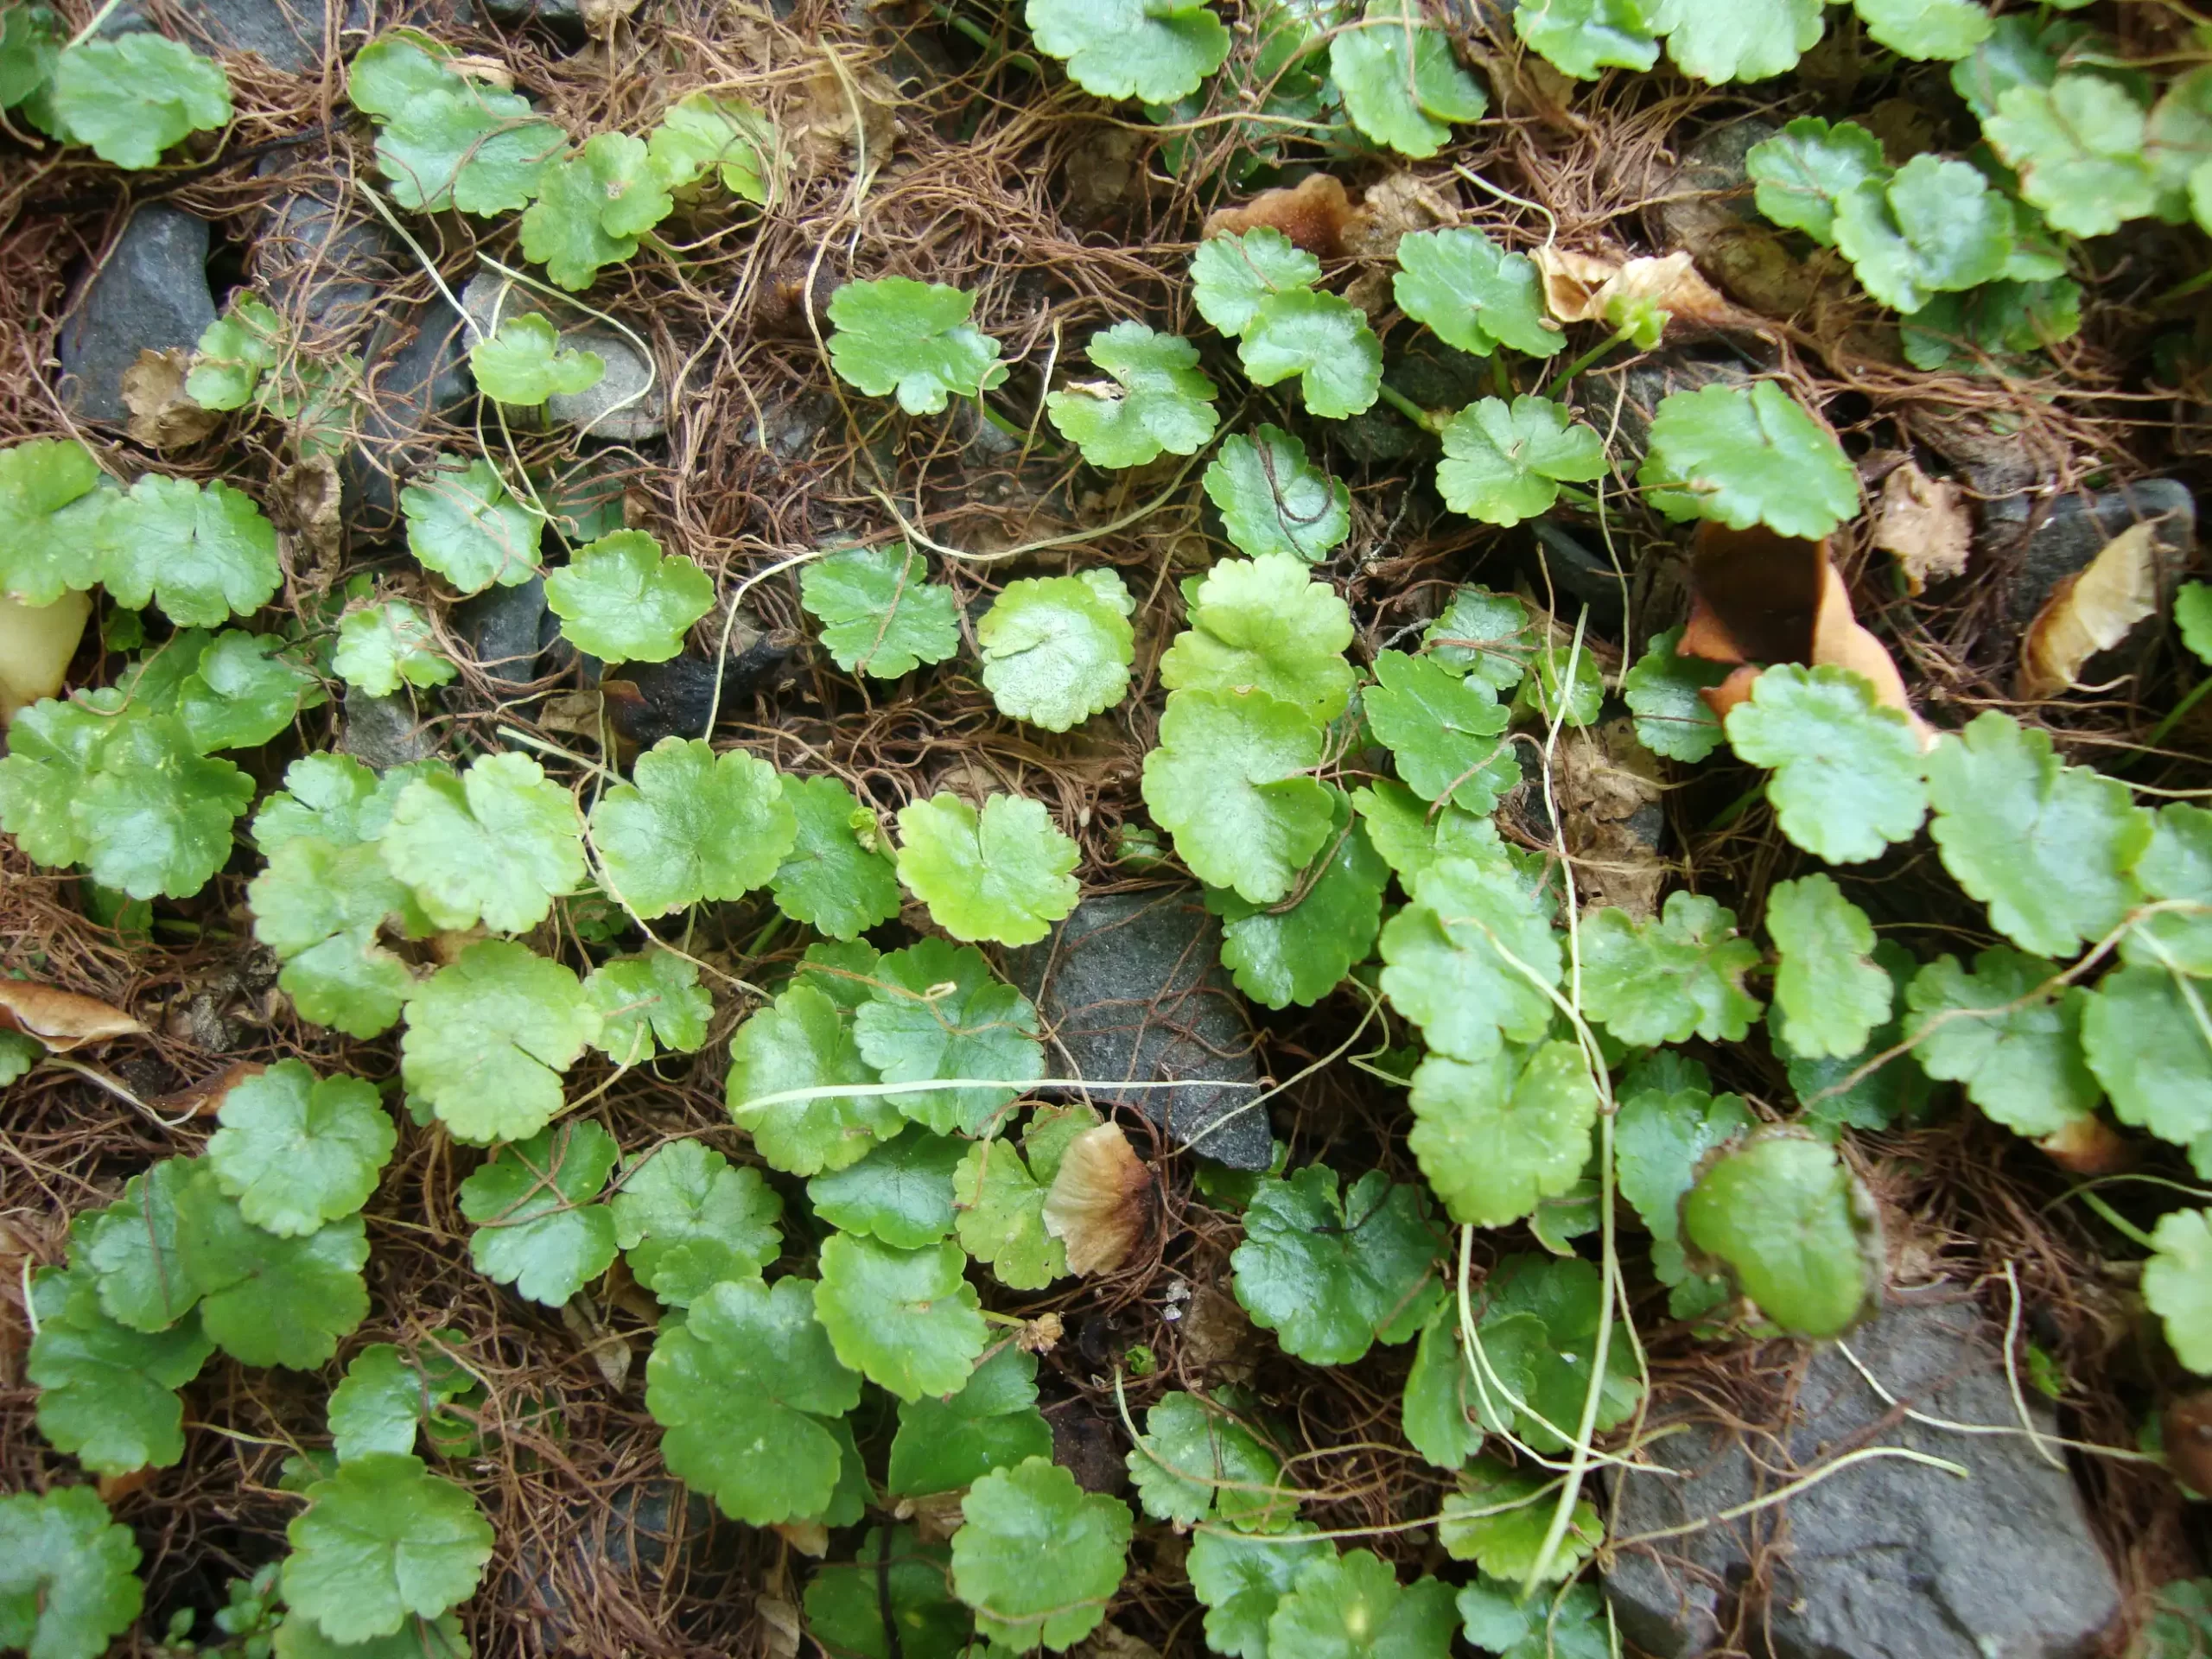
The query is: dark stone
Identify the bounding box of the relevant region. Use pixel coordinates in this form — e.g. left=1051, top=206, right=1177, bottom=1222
left=251, top=177, right=401, bottom=344
left=600, top=636, right=796, bottom=747
left=1605, top=1297, right=2121, bottom=1659
left=513, top=1478, right=714, bottom=1651
left=1047, top=1407, right=1128, bottom=1496
left=1529, top=521, right=1625, bottom=632
left=1006, top=889, right=1271, bottom=1169
left=1989, top=480, right=2197, bottom=628
left=346, top=296, right=474, bottom=535
left=173, top=0, right=349, bottom=73
left=458, top=576, right=554, bottom=688
left=57, top=206, right=218, bottom=422
left=336, top=690, right=436, bottom=769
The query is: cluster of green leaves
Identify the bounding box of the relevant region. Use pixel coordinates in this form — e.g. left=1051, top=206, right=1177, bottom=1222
left=0, top=1487, right=144, bottom=1659
left=1745, top=115, right=2081, bottom=371
left=1, top=625, right=321, bottom=897
left=1516, top=0, right=2015, bottom=87
left=0, top=437, right=283, bottom=623
left=0, top=11, right=229, bottom=169
left=1192, top=229, right=1382, bottom=419
left=347, top=33, right=774, bottom=292
left=186, top=292, right=363, bottom=456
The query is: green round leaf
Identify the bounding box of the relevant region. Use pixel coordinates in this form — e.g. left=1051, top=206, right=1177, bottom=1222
left=49, top=33, right=229, bottom=168
left=1330, top=0, right=1487, bottom=158
left=1046, top=321, right=1218, bottom=467
left=2082, top=964, right=2212, bottom=1167
left=1834, top=155, right=2013, bottom=313
left=1188, top=1526, right=1335, bottom=1659
left=1408, top=1040, right=1598, bottom=1229
left=726, top=982, right=900, bottom=1177
left=1474, top=1255, right=1644, bottom=1452
left=826, top=278, right=1006, bottom=415
left=807, top=1125, right=966, bottom=1249
left=1746, top=115, right=1889, bottom=245
left=804, top=1528, right=971, bottom=1659
left=1904, top=948, right=2098, bottom=1138
left=1853, top=0, right=1992, bottom=60
left=1455, top=1576, right=1610, bottom=1659
left=1614, top=1071, right=1752, bottom=1295
left=518, top=132, right=658, bottom=291
left=611, top=1139, right=782, bottom=1306
left=334, top=601, right=455, bottom=696
left=1127, top=1389, right=1293, bottom=1531
left=1363, top=649, right=1516, bottom=813
left=1237, top=289, right=1383, bottom=420
left=1203, top=425, right=1351, bottom=564
left=1230, top=1166, right=1444, bottom=1366
left=646, top=92, right=771, bottom=200
left=813, top=1232, right=988, bottom=1402
left=1681, top=1131, right=1883, bottom=1338
left=1266, top=1548, right=1459, bottom=1659
left=1377, top=855, right=1561, bottom=1061
left=545, top=531, right=713, bottom=664
left=951, top=1457, right=1132, bottom=1651
left=1161, top=553, right=1355, bottom=720
left=645, top=1276, right=861, bottom=1523
left=327, top=1341, right=475, bottom=1463
left=97, top=474, right=280, bottom=627
left=250, top=834, right=423, bottom=1038
left=1438, top=1457, right=1600, bottom=1584
left=1725, top=664, right=1928, bottom=864
left=0, top=437, right=109, bottom=605
left=1661, top=0, right=1823, bottom=84
left=382, top=752, right=586, bottom=934
left=893, top=792, right=1080, bottom=948
left=1393, top=228, right=1560, bottom=358
left=467, top=314, right=605, bottom=407
left=459, top=1122, right=620, bottom=1306
left=800, top=542, right=962, bottom=679
left=584, top=948, right=713, bottom=1065
left=1766, top=874, right=1891, bottom=1061
left=1515, top=0, right=1662, bottom=79
left=207, top=1060, right=396, bottom=1237
left=282, top=1453, right=493, bottom=1644
left=1622, top=626, right=1727, bottom=761
left=978, top=570, right=1136, bottom=731
left=0, top=1487, right=143, bottom=1659
left=770, top=774, right=903, bottom=939
left=1637, top=380, right=1859, bottom=539
left=888, top=1346, right=1054, bottom=1498
left=175, top=1169, right=370, bottom=1369
left=1924, top=710, right=2151, bottom=958
left=1024, top=0, right=1229, bottom=103
left=1191, top=230, right=1320, bottom=339
left=1142, top=687, right=1334, bottom=905
left=400, top=454, right=545, bottom=594
left=591, top=735, right=797, bottom=915
left=1207, top=791, right=1388, bottom=1010
left=950, top=1137, right=1065, bottom=1291
left=348, top=33, right=562, bottom=214
left=855, top=937, right=1045, bottom=1135
left=400, top=941, right=601, bottom=1146
left=28, top=1266, right=212, bottom=1478
left=2127, top=803, right=2212, bottom=976
left=2145, top=1209, right=2212, bottom=1376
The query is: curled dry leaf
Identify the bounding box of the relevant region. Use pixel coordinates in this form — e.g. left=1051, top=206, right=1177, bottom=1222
left=2034, top=1113, right=2131, bottom=1177
left=2019, top=524, right=2163, bottom=701
left=1017, top=1310, right=1065, bottom=1353
left=754, top=1592, right=804, bottom=1659
left=276, top=454, right=345, bottom=588
left=122, top=347, right=223, bottom=449
left=1532, top=246, right=1732, bottom=335
left=893, top=1488, right=967, bottom=1543
left=1680, top=523, right=1926, bottom=740
left=790, top=62, right=898, bottom=180
left=0, top=590, right=91, bottom=724
left=1342, top=171, right=1448, bottom=263
left=1041, top=1122, right=1152, bottom=1276
left=1554, top=717, right=1669, bottom=920
left=151, top=1059, right=267, bottom=1120
left=0, top=981, right=145, bottom=1051
left=1204, top=173, right=1358, bottom=257
left=441, top=52, right=517, bottom=89
left=1869, top=459, right=1969, bottom=595
left=771, top=1522, right=829, bottom=1560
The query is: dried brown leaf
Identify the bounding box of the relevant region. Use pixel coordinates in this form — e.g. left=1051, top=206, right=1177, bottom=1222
left=0, top=982, right=144, bottom=1050
left=1041, top=1122, right=1150, bottom=1276
left=2019, top=523, right=2162, bottom=700
left=150, top=1060, right=266, bottom=1120
left=1870, top=460, right=1969, bottom=594
left=122, top=347, right=221, bottom=450
left=1533, top=246, right=1732, bottom=334
left=1204, top=174, right=1356, bottom=257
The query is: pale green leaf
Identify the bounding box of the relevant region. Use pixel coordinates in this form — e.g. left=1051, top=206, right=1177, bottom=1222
left=611, top=1139, right=782, bottom=1306
left=1726, top=664, right=1928, bottom=864
left=1834, top=155, right=2014, bottom=313
left=0, top=1487, right=143, bottom=1659
left=1659, top=0, right=1824, bottom=85
left=951, top=1137, right=1066, bottom=1290
left=0, top=437, right=107, bottom=606
left=1435, top=396, right=1604, bottom=527
left=826, top=279, right=1006, bottom=415
left=1144, top=690, right=1334, bottom=906
left=1746, top=116, right=1888, bottom=245
left=250, top=834, right=423, bottom=1038
left=1024, top=0, right=1230, bottom=104
left=1516, top=0, right=1662, bottom=79
left=977, top=569, right=1135, bottom=731
left=400, top=940, right=600, bottom=1146
left=1393, top=228, right=1560, bottom=358
left=950, top=1457, right=1132, bottom=1651
left=1437, top=1456, right=1600, bottom=1583
left=813, top=1232, right=988, bottom=1402
left=1364, top=649, right=1516, bottom=812
left=28, top=1266, right=211, bottom=1478
left=1472, top=1255, right=1643, bottom=1452
left=799, top=543, right=962, bottom=679
left=1046, top=321, right=1218, bottom=467
left=1408, top=1040, right=1597, bottom=1229
left=1188, top=1526, right=1334, bottom=1659
left=1614, top=1071, right=1750, bottom=1294
left=207, top=1060, right=394, bottom=1237
left=459, top=1121, right=620, bottom=1306
left=1330, top=0, right=1488, bottom=159
left=1924, top=711, right=2151, bottom=958
left=646, top=92, right=771, bottom=200
left=1423, top=587, right=1530, bottom=692
left=1204, top=425, right=1351, bottom=563
left=1160, top=553, right=1355, bottom=720
left=1266, top=1548, right=1459, bottom=1659
left=1904, top=948, right=2098, bottom=1138
left=400, top=454, right=544, bottom=594
left=1191, top=230, right=1319, bottom=339
left=2128, top=803, right=2212, bottom=977
left=327, top=1340, right=474, bottom=1463
left=347, top=33, right=561, bottom=215
left=518, top=133, right=660, bottom=291
left=1681, top=1130, right=1882, bottom=1338
left=545, top=530, right=713, bottom=664
left=467, top=315, right=605, bottom=407
left=1238, top=290, right=1383, bottom=419
left=48, top=33, right=228, bottom=168
left=1766, top=874, right=1891, bottom=1061
left=2082, top=965, right=2212, bottom=1170
left=282, top=1454, right=493, bottom=1643
left=893, top=792, right=1080, bottom=948
left=2145, top=1209, right=2212, bottom=1376
left=381, top=753, right=585, bottom=934
left=590, top=735, right=795, bottom=917
left=1128, top=1389, right=1293, bottom=1531
left=1984, top=76, right=2158, bottom=238
left=1637, top=380, right=1858, bottom=538
left=726, top=982, right=899, bottom=1176
left=1454, top=1579, right=1609, bottom=1659
left=1379, top=855, right=1561, bottom=1060
left=804, top=1528, right=969, bottom=1659
left=97, top=474, right=280, bottom=627
left=334, top=601, right=455, bottom=696
left=1622, top=625, right=1726, bottom=761
left=1207, top=790, right=1388, bottom=1009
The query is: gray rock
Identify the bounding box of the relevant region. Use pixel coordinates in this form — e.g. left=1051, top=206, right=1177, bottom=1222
left=336, top=690, right=437, bottom=769
left=174, top=0, right=343, bottom=72
left=1605, top=1297, right=2121, bottom=1659
left=57, top=206, right=218, bottom=422
left=547, top=324, right=666, bottom=442
left=1007, top=888, right=1271, bottom=1169
left=1609, top=356, right=1753, bottom=474
left=252, top=178, right=401, bottom=343
left=458, top=575, right=555, bottom=688
left=348, top=296, right=474, bottom=534
left=514, top=1478, right=713, bottom=1652
left=1989, top=480, right=2197, bottom=627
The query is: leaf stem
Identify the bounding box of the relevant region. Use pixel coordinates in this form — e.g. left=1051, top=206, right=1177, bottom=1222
left=2144, top=675, right=2212, bottom=752
left=1540, top=324, right=1637, bottom=402
left=2075, top=1188, right=2158, bottom=1252
left=66, top=0, right=124, bottom=49
left=1374, top=381, right=1446, bottom=434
